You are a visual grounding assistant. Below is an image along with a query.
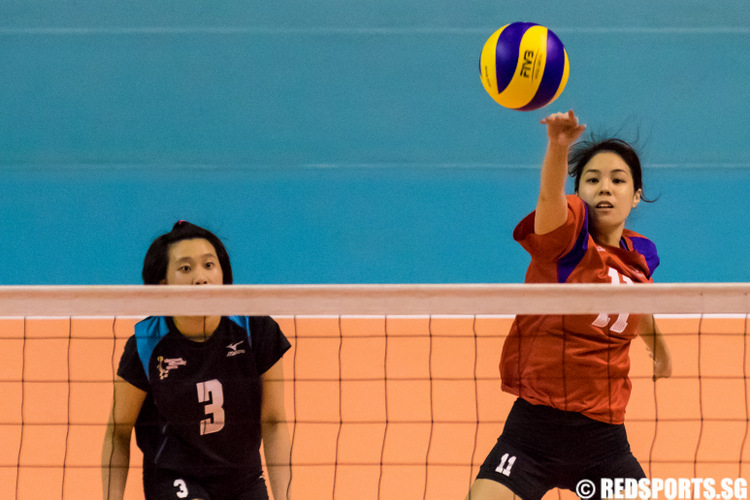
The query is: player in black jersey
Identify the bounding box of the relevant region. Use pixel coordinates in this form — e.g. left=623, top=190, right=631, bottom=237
left=102, top=221, right=292, bottom=500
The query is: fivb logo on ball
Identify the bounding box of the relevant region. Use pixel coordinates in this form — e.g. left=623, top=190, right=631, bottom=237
left=479, top=22, right=569, bottom=111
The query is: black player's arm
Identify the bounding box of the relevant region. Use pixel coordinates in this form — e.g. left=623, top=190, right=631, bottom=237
left=261, top=359, right=291, bottom=500
left=102, top=376, right=147, bottom=500
left=637, top=314, right=672, bottom=381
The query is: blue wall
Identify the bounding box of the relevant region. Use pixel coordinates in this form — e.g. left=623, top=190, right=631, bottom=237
left=2, top=1, right=749, bottom=284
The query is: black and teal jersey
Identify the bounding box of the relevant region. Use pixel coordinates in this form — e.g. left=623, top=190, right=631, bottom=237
left=118, top=315, right=291, bottom=481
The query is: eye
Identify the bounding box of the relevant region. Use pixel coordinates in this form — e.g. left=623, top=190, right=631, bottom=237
left=584, top=177, right=599, bottom=184
left=178, top=265, right=191, bottom=273
left=205, top=261, right=215, bottom=269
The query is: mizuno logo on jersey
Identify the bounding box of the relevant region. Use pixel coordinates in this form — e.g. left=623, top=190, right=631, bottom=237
left=157, top=356, right=186, bottom=380
left=226, top=340, right=246, bottom=357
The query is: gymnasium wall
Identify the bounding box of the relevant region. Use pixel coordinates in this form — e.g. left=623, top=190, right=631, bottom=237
left=2, top=1, right=749, bottom=285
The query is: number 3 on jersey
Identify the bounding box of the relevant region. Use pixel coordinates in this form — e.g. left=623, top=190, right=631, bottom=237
left=592, top=267, right=633, bottom=333
left=196, top=379, right=225, bottom=435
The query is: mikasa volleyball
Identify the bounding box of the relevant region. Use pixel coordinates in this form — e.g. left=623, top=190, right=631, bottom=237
left=480, top=22, right=569, bottom=111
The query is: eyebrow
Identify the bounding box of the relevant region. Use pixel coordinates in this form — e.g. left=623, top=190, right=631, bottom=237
left=173, top=253, right=218, bottom=262
left=583, top=168, right=629, bottom=175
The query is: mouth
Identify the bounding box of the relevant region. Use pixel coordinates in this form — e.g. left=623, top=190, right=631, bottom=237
left=595, top=202, right=614, bottom=209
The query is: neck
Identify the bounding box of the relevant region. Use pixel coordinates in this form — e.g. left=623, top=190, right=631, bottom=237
left=173, top=315, right=221, bottom=341
left=591, top=223, right=625, bottom=248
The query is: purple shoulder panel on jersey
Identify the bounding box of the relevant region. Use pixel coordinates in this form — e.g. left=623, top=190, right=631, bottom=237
left=629, top=235, right=660, bottom=278
left=556, top=207, right=590, bottom=283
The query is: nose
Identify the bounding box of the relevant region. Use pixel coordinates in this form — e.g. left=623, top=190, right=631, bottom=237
left=598, top=179, right=612, bottom=194
left=192, top=272, right=209, bottom=285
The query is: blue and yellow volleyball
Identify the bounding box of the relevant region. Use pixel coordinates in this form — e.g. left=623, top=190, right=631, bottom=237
left=479, top=22, right=569, bottom=111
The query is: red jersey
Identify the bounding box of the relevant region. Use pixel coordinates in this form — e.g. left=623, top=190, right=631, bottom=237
left=500, top=195, right=659, bottom=424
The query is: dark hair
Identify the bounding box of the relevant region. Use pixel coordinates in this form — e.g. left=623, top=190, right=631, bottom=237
left=568, top=137, right=654, bottom=202
left=141, top=221, right=233, bottom=285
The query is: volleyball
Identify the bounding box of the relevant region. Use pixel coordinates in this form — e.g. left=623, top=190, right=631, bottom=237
left=479, top=22, right=569, bottom=111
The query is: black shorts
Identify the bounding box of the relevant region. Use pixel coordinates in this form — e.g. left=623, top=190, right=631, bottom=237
left=142, top=466, right=269, bottom=500
left=476, top=398, right=645, bottom=500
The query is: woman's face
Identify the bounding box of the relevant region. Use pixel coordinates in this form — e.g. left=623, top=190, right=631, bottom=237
left=576, top=151, right=641, bottom=235
left=161, top=238, right=223, bottom=285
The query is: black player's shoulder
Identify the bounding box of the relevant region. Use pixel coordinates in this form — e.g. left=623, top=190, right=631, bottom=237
left=226, top=315, right=279, bottom=334
left=248, top=316, right=281, bottom=335
left=121, top=333, right=140, bottom=354
left=250, top=315, right=277, bottom=325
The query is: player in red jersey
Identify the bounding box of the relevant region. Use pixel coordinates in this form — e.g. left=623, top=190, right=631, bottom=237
left=466, top=111, right=672, bottom=500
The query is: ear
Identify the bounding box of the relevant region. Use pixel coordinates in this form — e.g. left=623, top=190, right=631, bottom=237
left=632, top=189, right=642, bottom=208
left=159, top=277, right=167, bottom=285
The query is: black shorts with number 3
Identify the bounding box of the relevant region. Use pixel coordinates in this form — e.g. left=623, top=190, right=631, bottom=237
left=142, top=466, right=269, bottom=500
left=476, top=398, right=645, bottom=500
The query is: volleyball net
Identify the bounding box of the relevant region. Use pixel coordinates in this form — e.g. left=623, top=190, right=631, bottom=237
left=2, top=284, right=749, bottom=500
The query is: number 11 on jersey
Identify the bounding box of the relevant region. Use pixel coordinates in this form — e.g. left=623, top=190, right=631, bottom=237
left=592, top=267, right=633, bottom=333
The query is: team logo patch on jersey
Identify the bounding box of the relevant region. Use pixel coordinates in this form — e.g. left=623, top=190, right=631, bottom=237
left=157, top=356, right=186, bottom=380
left=226, top=340, right=246, bottom=357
